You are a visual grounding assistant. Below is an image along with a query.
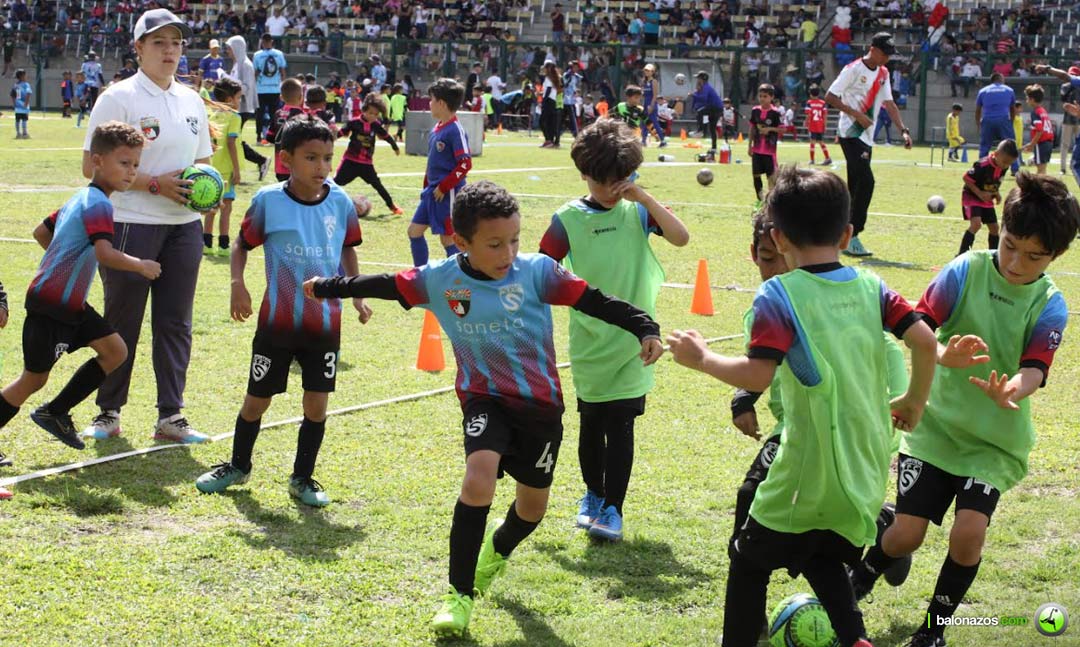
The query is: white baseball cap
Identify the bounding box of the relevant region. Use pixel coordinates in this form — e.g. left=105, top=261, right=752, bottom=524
left=133, top=8, right=193, bottom=41
left=209, top=38, right=220, bottom=49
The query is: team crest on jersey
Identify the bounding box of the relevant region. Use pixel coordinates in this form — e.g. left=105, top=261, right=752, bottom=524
left=435, top=141, right=446, bottom=153
left=760, top=439, right=779, bottom=468
left=464, top=413, right=488, bottom=437
left=898, top=456, right=923, bottom=495
left=251, top=354, right=272, bottom=382
left=139, top=116, right=160, bottom=140
left=323, top=215, right=337, bottom=239
left=1048, top=329, right=1062, bottom=350
left=445, top=288, right=471, bottom=317
left=54, top=343, right=69, bottom=360
left=186, top=115, right=200, bottom=134
left=499, top=284, right=525, bottom=313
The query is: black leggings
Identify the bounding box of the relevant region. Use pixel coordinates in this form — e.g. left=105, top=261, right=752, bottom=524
left=540, top=97, right=559, bottom=144
left=697, top=107, right=720, bottom=151
left=334, top=159, right=396, bottom=209
left=839, top=137, right=875, bottom=237
left=577, top=398, right=643, bottom=514
left=256, top=93, right=280, bottom=139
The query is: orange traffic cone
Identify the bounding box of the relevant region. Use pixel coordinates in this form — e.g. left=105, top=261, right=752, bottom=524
left=690, top=259, right=714, bottom=316
left=415, top=310, right=446, bottom=371
left=680, top=128, right=687, bottom=141
left=497, top=122, right=503, bottom=135
left=736, top=132, right=744, bottom=143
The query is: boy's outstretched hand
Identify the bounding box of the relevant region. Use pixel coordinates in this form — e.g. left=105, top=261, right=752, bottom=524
left=667, top=329, right=708, bottom=370
left=970, top=370, right=1020, bottom=410
left=940, top=334, right=991, bottom=368
left=640, top=337, right=664, bottom=366
left=303, top=277, right=322, bottom=300
left=890, top=393, right=926, bottom=432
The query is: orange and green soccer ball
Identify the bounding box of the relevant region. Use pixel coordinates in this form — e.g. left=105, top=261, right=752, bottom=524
left=768, top=593, right=839, bottom=647
left=182, top=164, right=225, bottom=212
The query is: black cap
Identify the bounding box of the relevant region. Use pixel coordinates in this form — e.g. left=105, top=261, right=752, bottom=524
left=871, top=32, right=896, bottom=55
left=695, top=70, right=708, bottom=81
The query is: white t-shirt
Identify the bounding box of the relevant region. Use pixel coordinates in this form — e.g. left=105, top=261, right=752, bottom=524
left=83, top=71, right=213, bottom=225
left=828, top=58, right=894, bottom=147
left=266, top=15, right=290, bottom=36
left=365, top=23, right=381, bottom=38
left=486, top=74, right=504, bottom=100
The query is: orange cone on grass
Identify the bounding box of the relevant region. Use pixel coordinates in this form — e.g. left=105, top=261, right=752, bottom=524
left=736, top=132, right=744, bottom=143
left=680, top=128, right=687, bottom=141
left=416, top=310, right=446, bottom=371
left=690, top=259, right=714, bottom=316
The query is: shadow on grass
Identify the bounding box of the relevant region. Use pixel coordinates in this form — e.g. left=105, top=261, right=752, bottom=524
left=535, top=536, right=709, bottom=601
left=857, top=257, right=936, bottom=272
left=222, top=488, right=366, bottom=562
left=874, top=619, right=922, bottom=646
left=16, top=436, right=207, bottom=515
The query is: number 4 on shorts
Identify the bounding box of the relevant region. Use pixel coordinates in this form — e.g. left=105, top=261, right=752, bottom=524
left=535, top=442, right=554, bottom=474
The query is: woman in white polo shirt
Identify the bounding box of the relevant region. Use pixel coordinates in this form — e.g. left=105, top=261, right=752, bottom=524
left=81, top=8, right=213, bottom=443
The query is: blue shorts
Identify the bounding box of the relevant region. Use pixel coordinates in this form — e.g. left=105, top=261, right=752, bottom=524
left=411, top=184, right=458, bottom=235
left=1033, top=140, right=1053, bottom=166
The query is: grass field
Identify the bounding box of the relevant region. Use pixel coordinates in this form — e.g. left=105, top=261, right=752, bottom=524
left=0, top=116, right=1078, bottom=647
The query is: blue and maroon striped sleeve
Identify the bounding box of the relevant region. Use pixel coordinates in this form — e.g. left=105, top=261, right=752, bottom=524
left=917, top=255, right=969, bottom=330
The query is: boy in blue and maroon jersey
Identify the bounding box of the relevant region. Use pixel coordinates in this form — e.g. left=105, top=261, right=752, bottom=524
left=334, top=93, right=403, bottom=215
left=957, top=138, right=1018, bottom=256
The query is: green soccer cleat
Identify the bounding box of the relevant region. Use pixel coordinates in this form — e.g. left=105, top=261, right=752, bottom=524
left=289, top=476, right=331, bottom=507
left=474, top=518, right=508, bottom=597
left=195, top=462, right=250, bottom=494
left=431, top=588, right=475, bottom=638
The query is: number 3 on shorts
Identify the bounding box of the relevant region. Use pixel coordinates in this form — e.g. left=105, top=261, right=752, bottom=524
left=535, top=441, right=554, bottom=474
left=324, top=351, right=337, bottom=379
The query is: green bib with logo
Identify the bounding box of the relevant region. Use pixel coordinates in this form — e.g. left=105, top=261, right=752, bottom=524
left=901, top=251, right=1057, bottom=492
left=558, top=200, right=665, bottom=402
left=749, top=268, right=892, bottom=547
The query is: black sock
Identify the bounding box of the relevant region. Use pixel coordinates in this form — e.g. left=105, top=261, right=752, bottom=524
left=925, top=555, right=981, bottom=635
left=753, top=175, right=763, bottom=200
left=449, top=499, right=490, bottom=596
left=601, top=414, right=635, bottom=514
left=158, top=406, right=180, bottom=418
left=958, top=230, right=975, bottom=256
left=46, top=358, right=107, bottom=415
left=492, top=501, right=542, bottom=558
left=731, top=478, right=758, bottom=553
left=218, top=234, right=230, bottom=250
left=292, top=417, right=326, bottom=479
left=0, top=394, right=19, bottom=428
left=230, top=413, right=261, bottom=473
left=578, top=410, right=606, bottom=498
left=988, top=234, right=999, bottom=250
left=203, top=233, right=213, bottom=248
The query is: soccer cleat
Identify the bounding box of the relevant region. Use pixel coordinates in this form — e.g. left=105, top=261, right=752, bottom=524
left=215, top=246, right=229, bottom=258
left=848, top=563, right=879, bottom=602
left=153, top=415, right=210, bottom=444
left=853, top=640, right=875, bottom=647
left=903, top=631, right=946, bottom=647
left=0, top=487, right=11, bottom=500
left=391, top=206, right=404, bottom=215
left=30, top=406, right=85, bottom=450
left=474, top=518, right=508, bottom=596
left=575, top=490, right=604, bottom=529
left=431, top=588, right=475, bottom=637
left=195, top=462, right=250, bottom=494
left=658, top=140, right=669, bottom=148
left=0, top=451, right=12, bottom=468
left=821, top=158, right=833, bottom=166
left=289, top=475, right=331, bottom=507
left=258, top=157, right=271, bottom=181
left=588, top=504, right=624, bottom=542
left=843, top=236, right=873, bottom=257
left=82, top=409, right=121, bottom=439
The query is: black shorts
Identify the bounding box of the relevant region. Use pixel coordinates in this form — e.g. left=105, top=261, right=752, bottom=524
left=14, top=113, right=27, bottom=123
left=895, top=453, right=1001, bottom=525
left=962, top=203, right=997, bottom=224
left=462, top=398, right=563, bottom=489
left=246, top=333, right=339, bottom=397
left=732, top=516, right=863, bottom=578
left=334, top=158, right=379, bottom=187
left=809, top=131, right=825, bottom=141
left=751, top=152, right=776, bottom=176
left=22, top=306, right=114, bottom=373
left=1033, top=140, right=1053, bottom=165
left=743, top=434, right=781, bottom=485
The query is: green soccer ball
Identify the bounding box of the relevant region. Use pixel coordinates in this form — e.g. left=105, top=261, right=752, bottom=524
left=181, top=163, right=225, bottom=212
left=768, top=593, right=839, bottom=647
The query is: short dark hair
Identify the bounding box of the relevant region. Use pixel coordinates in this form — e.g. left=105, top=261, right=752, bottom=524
left=757, top=83, right=775, bottom=97
left=808, top=84, right=820, bottom=97
left=392, top=82, right=403, bottom=93
left=767, top=165, right=851, bottom=247
left=280, top=77, right=303, bottom=102
left=624, top=84, right=643, bottom=98
left=990, top=72, right=1004, bottom=83
left=995, top=138, right=1019, bottom=158
left=260, top=32, right=273, bottom=41
left=428, top=77, right=465, bottom=112
left=1002, top=172, right=1080, bottom=257
left=952, top=102, right=963, bottom=111
left=212, top=76, right=242, bottom=102
left=451, top=180, right=520, bottom=241
left=751, top=209, right=775, bottom=250
left=571, top=119, right=643, bottom=184
left=279, top=114, right=335, bottom=153
left=1024, top=83, right=1044, bottom=103
left=362, top=93, right=387, bottom=115
left=15, top=68, right=26, bottom=80
left=90, top=120, right=145, bottom=155
left=305, top=84, right=327, bottom=105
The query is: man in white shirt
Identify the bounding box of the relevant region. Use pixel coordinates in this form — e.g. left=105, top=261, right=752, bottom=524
left=826, top=32, right=912, bottom=257
left=485, top=72, right=506, bottom=128
left=960, top=58, right=982, bottom=98
left=266, top=7, right=290, bottom=44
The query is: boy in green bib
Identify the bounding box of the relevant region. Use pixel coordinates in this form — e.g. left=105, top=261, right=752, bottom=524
left=730, top=211, right=915, bottom=595
left=539, top=118, right=689, bottom=541
left=849, top=172, right=1079, bottom=647
left=668, top=166, right=938, bottom=647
